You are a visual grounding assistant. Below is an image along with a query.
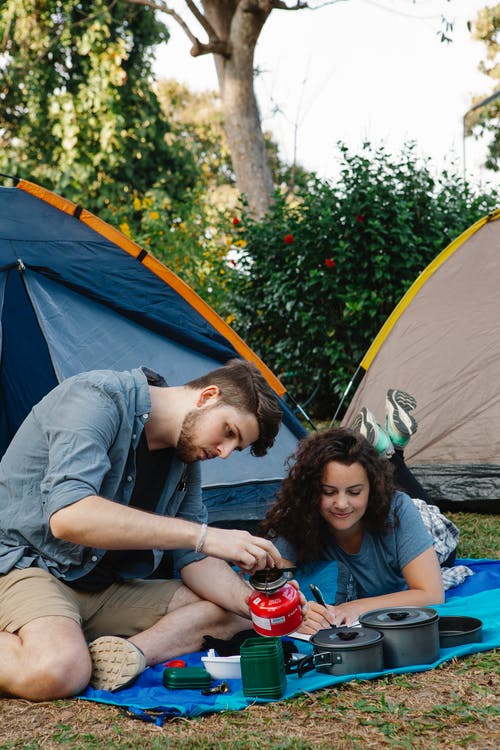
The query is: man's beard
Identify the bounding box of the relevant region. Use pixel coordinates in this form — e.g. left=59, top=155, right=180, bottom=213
left=175, top=408, right=202, bottom=463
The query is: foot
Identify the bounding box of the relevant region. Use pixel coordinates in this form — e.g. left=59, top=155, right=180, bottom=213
left=385, top=389, right=417, bottom=448
left=88, top=636, right=146, bottom=692
left=351, top=407, right=394, bottom=458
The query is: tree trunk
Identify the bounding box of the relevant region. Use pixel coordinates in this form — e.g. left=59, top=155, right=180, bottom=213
left=203, top=1, right=274, bottom=218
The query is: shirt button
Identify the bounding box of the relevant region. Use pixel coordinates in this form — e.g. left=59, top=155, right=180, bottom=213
left=142, top=413, right=149, bottom=420
left=127, top=475, right=133, bottom=482
left=91, top=555, right=98, bottom=562
left=132, top=434, right=136, bottom=440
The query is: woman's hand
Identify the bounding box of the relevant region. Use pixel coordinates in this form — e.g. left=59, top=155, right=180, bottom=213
left=287, top=579, right=309, bottom=620
left=295, top=600, right=335, bottom=635
left=327, top=601, right=365, bottom=627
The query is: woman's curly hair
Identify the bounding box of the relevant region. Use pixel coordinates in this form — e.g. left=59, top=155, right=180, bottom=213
left=260, top=427, right=395, bottom=565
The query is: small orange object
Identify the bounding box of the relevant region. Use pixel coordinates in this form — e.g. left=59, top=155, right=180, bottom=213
left=166, top=659, right=186, bottom=668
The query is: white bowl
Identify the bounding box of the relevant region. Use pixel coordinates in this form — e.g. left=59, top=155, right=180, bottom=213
left=201, top=653, right=242, bottom=680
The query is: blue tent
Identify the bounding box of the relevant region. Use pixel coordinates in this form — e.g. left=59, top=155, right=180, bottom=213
left=0, top=179, right=306, bottom=524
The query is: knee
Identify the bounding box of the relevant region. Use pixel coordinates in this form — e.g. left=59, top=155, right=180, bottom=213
left=19, top=645, right=92, bottom=701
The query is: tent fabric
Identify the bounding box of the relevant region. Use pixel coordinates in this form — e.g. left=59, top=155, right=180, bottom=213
left=77, top=558, right=500, bottom=724
left=341, top=210, right=500, bottom=512
left=0, top=180, right=306, bottom=522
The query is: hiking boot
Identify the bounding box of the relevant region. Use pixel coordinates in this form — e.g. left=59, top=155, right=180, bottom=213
left=88, top=636, right=147, bottom=692
left=351, top=407, right=394, bottom=458
left=385, top=389, right=417, bottom=448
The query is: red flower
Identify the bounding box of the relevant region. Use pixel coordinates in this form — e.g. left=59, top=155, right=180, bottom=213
left=284, top=233, right=294, bottom=244
left=325, top=258, right=335, bottom=269
left=356, top=214, right=364, bottom=223
left=232, top=217, right=240, bottom=226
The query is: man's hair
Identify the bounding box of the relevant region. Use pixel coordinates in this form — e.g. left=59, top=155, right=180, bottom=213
left=185, top=359, right=282, bottom=456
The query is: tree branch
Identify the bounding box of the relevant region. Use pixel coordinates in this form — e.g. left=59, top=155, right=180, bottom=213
left=190, top=39, right=232, bottom=58
left=123, top=0, right=230, bottom=57
left=268, top=0, right=308, bottom=9
left=266, top=0, right=346, bottom=10
left=184, top=0, right=218, bottom=40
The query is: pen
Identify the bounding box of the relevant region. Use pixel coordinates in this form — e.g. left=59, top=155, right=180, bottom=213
left=309, top=583, right=327, bottom=607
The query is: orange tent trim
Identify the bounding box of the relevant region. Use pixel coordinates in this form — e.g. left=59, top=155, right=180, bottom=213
left=18, top=179, right=285, bottom=396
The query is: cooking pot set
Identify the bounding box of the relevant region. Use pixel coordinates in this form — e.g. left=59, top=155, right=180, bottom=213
left=288, top=607, right=482, bottom=678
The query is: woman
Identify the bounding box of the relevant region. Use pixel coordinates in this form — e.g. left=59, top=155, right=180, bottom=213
left=261, top=428, right=444, bottom=634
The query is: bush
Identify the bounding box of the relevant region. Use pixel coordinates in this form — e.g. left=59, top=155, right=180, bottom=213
left=222, top=143, right=499, bottom=420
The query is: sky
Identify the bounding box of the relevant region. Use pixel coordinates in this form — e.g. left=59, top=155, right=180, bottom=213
left=153, top=0, right=499, bottom=190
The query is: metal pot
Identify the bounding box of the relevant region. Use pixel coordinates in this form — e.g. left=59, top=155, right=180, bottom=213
left=289, top=627, right=384, bottom=677
left=438, top=616, right=483, bottom=648
left=359, top=606, right=440, bottom=668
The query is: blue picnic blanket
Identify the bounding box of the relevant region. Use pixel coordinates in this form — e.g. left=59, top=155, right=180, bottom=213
left=78, top=559, right=500, bottom=724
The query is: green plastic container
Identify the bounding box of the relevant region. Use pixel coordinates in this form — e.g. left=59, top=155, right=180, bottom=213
left=162, top=666, right=212, bottom=690
left=240, top=637, right=287, bottom=698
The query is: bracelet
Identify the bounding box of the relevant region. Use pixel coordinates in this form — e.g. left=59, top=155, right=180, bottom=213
left=195, top=523, right=208, bottom=553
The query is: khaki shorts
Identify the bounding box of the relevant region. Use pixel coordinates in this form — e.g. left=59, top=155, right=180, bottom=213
left=0, top=568, right=183, bottom=641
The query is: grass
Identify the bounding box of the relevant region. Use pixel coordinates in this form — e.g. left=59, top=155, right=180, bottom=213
left=0, top=511, right=498, bottom=749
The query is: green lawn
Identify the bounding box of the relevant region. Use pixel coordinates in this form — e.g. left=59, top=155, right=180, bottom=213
left=0, top=511, right=498, bottom=750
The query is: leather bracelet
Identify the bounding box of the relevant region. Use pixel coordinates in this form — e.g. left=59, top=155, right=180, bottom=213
left=195, top=523, right=208, bottom=553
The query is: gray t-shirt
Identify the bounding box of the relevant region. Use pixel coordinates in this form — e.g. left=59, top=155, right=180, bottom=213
left=273, top=491, right=433, bottom=603
left=0, top=367, right=207, bottom=581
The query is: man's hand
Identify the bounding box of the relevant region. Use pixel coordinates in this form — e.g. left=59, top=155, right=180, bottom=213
left=201, top=526, right=283, bottom=573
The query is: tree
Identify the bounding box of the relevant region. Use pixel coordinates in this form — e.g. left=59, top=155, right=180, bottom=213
left=124, top=0, right=461, bottom=217
left=221, top=143, right=499, bottom=419
left=465, top=4, right=500, bottom=172
left=154, top=77, right=311, bottom=209
left=0, top=0, right=197, bottom=217
left=126, top=0, right=293, bottom=217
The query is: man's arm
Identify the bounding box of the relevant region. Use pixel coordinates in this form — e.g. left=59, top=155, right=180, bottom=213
left=50, top=495, right=282, bottom=572
left=180, top=557, right=253, bottom=618
left=181, top=556, right=308, bottom=620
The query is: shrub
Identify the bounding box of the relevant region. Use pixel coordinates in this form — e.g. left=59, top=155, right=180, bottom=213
left=222, top=143, right=499, bottom=420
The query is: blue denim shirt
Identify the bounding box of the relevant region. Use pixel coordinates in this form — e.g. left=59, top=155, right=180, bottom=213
left=0, top=367, right=207, bottom=581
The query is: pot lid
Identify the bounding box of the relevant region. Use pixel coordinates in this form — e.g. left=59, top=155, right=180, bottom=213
left=359, top=606, right=439, bottom=628
left=311, top=626, right=383, bottom=650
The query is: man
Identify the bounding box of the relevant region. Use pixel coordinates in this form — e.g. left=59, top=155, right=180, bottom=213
left=0, top=359, right=287, bottom=700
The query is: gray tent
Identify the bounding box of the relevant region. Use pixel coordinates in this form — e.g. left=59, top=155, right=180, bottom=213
left=341, top=209, right=500, bottom=513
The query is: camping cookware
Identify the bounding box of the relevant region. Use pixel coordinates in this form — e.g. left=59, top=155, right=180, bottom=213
left=240, top=636, right=287, bottom=698
left=290, top=627, right=385, bottom=677
left=162, top=666, right=212, bottom=690
left=248, top=569, right=303, bottom=637
left=438, top=616, right=483, bottom=648
left=359, top=606, right=440, bottom=668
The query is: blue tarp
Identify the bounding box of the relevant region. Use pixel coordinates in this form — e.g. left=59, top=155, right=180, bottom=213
left=78, top=559, right=500, bottom=724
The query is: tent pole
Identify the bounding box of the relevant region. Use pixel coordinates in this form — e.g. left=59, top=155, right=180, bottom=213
left=329, top=366, right=363, bottom=427
left=0, top=173, right=20, bottom=184
left=285, top=392, right=316, bottom=432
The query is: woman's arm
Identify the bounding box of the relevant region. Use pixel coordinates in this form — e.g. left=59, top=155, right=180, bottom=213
left=327, top=547, right=444, bottom=626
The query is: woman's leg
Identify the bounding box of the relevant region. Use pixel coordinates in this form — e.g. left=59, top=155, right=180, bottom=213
left=389, top=449, right=432, bottom=503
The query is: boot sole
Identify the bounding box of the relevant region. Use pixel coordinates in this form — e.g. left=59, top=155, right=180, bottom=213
left=88, top=636, right=146, bottom=692
left=386, top=389, right=417, bottom=438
